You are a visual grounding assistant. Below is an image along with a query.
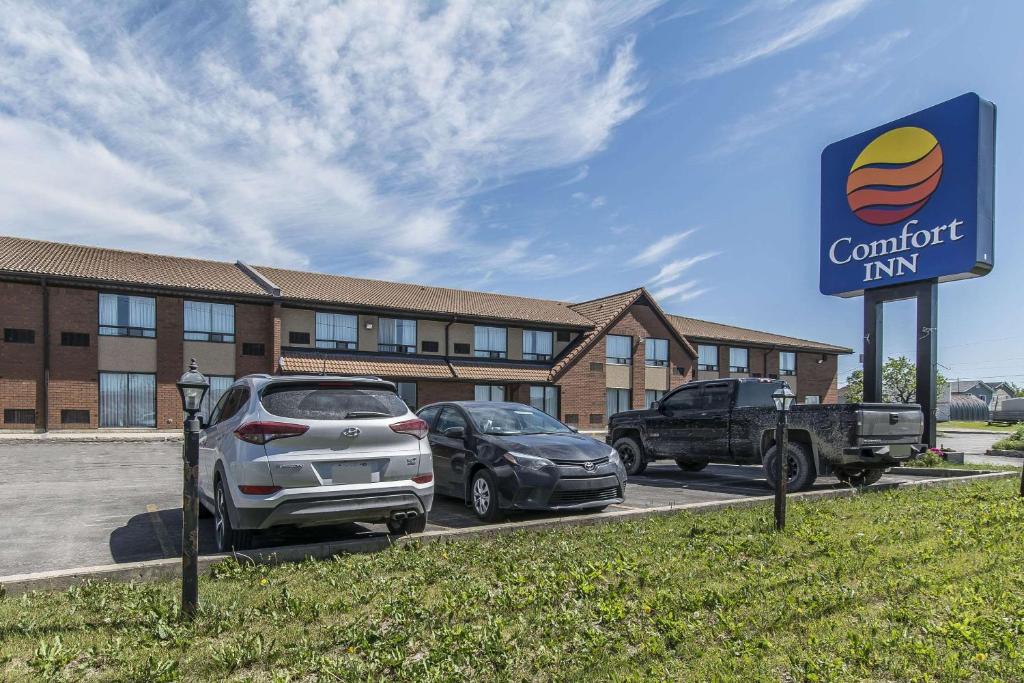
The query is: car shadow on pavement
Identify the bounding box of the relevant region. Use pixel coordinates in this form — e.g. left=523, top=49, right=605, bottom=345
left=629, top=463, right=847, bottom=495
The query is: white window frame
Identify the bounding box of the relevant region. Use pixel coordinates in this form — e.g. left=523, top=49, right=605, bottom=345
left=803, top=395, right=821, bottom=405
left=98, top=372, right=156, bottom=428
left=98, top=293, right=156, bottom=338
left=606, top=388, right=631, bottom=417
left=697, top=344, right=718, bottom=371
left=522, top=330, right=553, bottom=361
left=474, top=326, right=507, bottom=359
left=645, top=389, right=666, bottom=408
left=474, top=384, right=505, bottom=401
left=529, top=385, right=559, bottom=416
left=378, top=318, right=417, bottom=354
left=779, top=351, right=796, bottom=376
left=315, top=312, right=358, bottom=350
left=606, top=335, right=632, bottom=365
left=645, top=338, right=668, bottom=367
left=729, top=347, right=749, bottom=373
left=183, top=300, right=235, bottom=343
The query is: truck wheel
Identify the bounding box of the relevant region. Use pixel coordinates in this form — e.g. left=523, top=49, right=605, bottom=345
left=675, top=459, right=708, bottom=472
left=837, top=467, right=886, bottom=487
left=763, top=442, right=816, bottom=492
left=613, top=437, right=647, bottom=476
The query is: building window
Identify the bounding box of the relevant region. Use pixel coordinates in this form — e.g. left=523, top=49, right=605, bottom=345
left=453, top=342, right=470, bottom=355
left=474, top=326, right=507, bottom=359
left=288, top=331, right=310, bottom=345
left=803, top=395, right=821, bottom=405
left=201, top=376, right=235, bottom=419
left=378, top=318, right=417, bottom=354
left=474, top=385, right=505, bottom=401
left=729, top=347, right=749, bottom=373
left=315, top=312, right=357, bottom=350
left=523, top=330, right=553, bottom=361
left=606, top=388, right=631, bottom=417
left=3, top=408, right=35, bottom=424
left=4, top=328, right=35, bottom=344
left=606, top=335, right=632, bottom=365
left=99, top=294, right=156, bottom=338
left=61, top=409, right=90, bottom=425
left=645, top=338, right=668, bottom=367
left=421, top=340, right=439, bottom=353
left=645, top=389, right=665, bottom=408
left=529, top=386, right=558, bottom=416
left=60, top=331, right=90, bottom=347
left=242, top=342, right=265, bottom=356
left=697, top=344, right=718, bottom=371
left=394, top=382, right=417, bottom=409
left=99, top=372, right=156, bottom=428
left=779, top=351, right=796, bottom=376
left=183, top=301, right=234, bottom=343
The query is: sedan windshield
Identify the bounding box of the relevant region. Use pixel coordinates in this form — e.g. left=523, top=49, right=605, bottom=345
left=466, top=405, right=573, bottom=435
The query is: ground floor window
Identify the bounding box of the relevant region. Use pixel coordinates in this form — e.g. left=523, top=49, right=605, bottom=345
left=395, top=381, right=417, bottom=409
left=99, top=372, right=155, bottom=428
left=606, top=389, right=631, bottom=418
left=529, top=385, right=558, bottom=417
left=803, top=395, right=821, bottom=405
left=474, top=385, right=505, bottom=401
left=645, top=389, right=665, bottom=408
left=201, top=376, right=235, bottom=420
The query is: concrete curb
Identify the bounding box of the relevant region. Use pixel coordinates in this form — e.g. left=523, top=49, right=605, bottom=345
left=938, top=428, right=1013, bottom=435
left=0, top=469, right=1015, bottom=597
left=0, top=431, right=182, bottom=444
left=988, top=449, right=1024, bottom=458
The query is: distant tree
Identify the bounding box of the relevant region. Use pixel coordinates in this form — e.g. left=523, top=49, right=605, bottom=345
left=1005, top=382, right=1024, bottom=398
left=843, top=356, right=946, bottom=404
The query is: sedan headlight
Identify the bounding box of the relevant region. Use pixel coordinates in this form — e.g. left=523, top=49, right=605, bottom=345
left=608, top=448, right=622, bottom=464
left=503, top=451, right=554, bottom=470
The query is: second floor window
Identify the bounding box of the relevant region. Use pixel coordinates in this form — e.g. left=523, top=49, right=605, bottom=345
left=316, top=312, right=357, bottom=350
left=645, top=338, right=668, bottom=367
left=729, top=347, right=749, bottom=373
left=523, top=330, right=553, bottom=361
left=474, top=326, right=507, bottom=358
left=779, top=351, right=796, bottom=375
left=184, top=301, right=234, bottom=342
left=698, top=344, right=718, bottom=371
left=606, top=335, right=632, bottom=365
left=378, top=318, right=416, bottom=354
left=99, top=293, right=155, bottom=338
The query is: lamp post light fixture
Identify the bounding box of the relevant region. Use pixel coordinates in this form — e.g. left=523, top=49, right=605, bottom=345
left=771, top=385, right=796, bottom=531
left=176, top=358, right=209, bottom=619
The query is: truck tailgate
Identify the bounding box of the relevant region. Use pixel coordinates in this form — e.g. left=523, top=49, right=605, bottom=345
left=857, top=404, right=924, bottom=442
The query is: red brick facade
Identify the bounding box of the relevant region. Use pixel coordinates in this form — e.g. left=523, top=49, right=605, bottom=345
left=0, top=282, right=44, bottom=429
left=235, top=302, right=275, bottom=377
left=47, top=286, right=98, bottom=429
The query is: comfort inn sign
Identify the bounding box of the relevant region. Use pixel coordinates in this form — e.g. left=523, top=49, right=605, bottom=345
left=820, top=92, right=996, bottom=297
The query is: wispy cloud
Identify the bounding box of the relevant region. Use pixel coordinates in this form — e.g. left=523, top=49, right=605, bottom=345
left=628, top=229, right=697, bottom=266
left=649, top=252, right=720, bottom=285
left=558, top=164, right=590, bottom=186
left=652, top=279, right=709, bottom=303
left=692, top=0, right=871, bottom=79
left=0, top=1, right=663, bottom=281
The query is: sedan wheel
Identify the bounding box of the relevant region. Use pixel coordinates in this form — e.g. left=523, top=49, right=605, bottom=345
left=470, top=469, right=502, bottom=522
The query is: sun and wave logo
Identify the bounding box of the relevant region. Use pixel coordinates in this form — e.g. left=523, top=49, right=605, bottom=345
left=846, top=126, right=943, bottom=226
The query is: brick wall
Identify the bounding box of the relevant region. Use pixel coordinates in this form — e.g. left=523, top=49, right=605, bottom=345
left=0, top=282, right=43, bottom=429
left=156, top=295, right=185, bottom=429
left=418, top=381, right=474, bottom=406
left=235, top=302, right=274, bottom=377
left=797, top=352, right=838, bottom=403
left=47, top=286, right=98, bottom=429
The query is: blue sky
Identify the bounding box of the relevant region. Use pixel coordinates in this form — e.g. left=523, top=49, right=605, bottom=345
left=0, top=1, right=1021, bottom=387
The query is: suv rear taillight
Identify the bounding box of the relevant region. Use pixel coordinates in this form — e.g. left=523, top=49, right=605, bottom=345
left=238, top=485, right=283, bottom=495
left=390, top=418, right=429, bottom=440
left=234, top=421, right=309, bottom=445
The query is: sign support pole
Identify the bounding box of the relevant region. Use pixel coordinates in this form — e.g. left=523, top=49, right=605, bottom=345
left=863, top=289, right=885, bottom=403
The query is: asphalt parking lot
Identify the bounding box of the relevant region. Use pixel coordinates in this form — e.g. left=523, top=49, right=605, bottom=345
left=0, top=433, right=1013, bottom=577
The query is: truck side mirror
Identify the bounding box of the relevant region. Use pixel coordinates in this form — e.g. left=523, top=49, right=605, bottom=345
left=651, top=401, right=661, bottom=412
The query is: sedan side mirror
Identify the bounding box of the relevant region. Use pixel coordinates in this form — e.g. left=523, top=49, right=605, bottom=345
left=443, top=426, right=466, bottom=439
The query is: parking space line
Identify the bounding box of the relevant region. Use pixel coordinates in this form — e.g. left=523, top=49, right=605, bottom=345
left=146, top=504, right=174, bottom=556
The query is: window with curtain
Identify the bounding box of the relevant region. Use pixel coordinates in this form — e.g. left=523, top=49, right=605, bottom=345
left=98, top=294, right=156, bottom=337
left=378, top=319, right=417, bottom=353
left=698, top=344, right=718, bottom=371
left=474, top=326, right=507, bottom=358
left=645, top=338, right=668, bottom=367
left=803, top=395, right=821, bottom=405
left=200, top=376, right=235, bottom=419
left=606, top=335, right=632, bottom=365
left=606, top=388, right=631, bottom=417
left=183, top=301, right=235, bottom=342
left=474, top=385, right=505, bottom=401
left=523, top=330, right=553, bottom=361
left=779, top=351, right=796, bottom=375
left=99, top=372, right=155, bottom=427
left=729, top=347, right=749, bottom=372
left=529, top=386, right=558, bottom=416
left=395, top=382, right=417, bottom=409
left=645, top=389, right=665, bottom=407
left=315, top=312, right=358, bottom=349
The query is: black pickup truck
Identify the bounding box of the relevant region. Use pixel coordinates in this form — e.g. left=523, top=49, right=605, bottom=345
left=606, top=378, right=926, bottom=491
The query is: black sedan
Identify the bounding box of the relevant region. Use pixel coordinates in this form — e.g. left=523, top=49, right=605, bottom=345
left=416, top=401, right=627, bottom=521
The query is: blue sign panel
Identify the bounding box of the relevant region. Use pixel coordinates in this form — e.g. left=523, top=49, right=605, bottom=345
left=820, top=92, right=995, bottom=297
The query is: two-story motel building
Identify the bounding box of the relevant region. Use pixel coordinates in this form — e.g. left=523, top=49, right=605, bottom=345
left=0, top=236, right=851, bottom=432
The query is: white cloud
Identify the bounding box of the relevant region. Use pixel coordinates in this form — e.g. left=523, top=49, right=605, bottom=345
left=649, top=252, right=720, bottom=285
left=652, top=279, right=709, bottom=303
left=0, top=0, right=662, bottom=279
left=590, top=195, right=607, bottom=208
left=692, top=0, right=871, bottom=79
left=628, top=228, right=697, bottom=266
left=559, top=164, right=590, bottom=186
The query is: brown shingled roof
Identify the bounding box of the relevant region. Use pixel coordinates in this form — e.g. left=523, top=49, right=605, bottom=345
left=450, top=361, right=552, bottom=383
left=280, top=352, right=455, bottom=379
left=668, top=314, right=852, bottom=354
left=0, top=235, right=267, bottom=296
left=254, top=265, right=592, bottom=327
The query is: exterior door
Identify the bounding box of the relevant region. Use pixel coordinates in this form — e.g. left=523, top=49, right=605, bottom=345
left=652, top=384, right=703, bottom=457
left=429, top=407, right=471, bottom=496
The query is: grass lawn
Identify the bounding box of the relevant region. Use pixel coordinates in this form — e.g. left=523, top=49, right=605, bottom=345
left=940, top=420, right=1016, bottom=433
left=3, top=479, right=1024, bottom=681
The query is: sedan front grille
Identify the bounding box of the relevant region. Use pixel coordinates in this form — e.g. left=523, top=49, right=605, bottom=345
left=549, top=456, right=610, bottom=468
left=549, top=486, right=621, bottom=506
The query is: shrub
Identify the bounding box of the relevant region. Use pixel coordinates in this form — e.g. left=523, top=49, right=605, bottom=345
left=992, top=425, right=1024, bottom=452
left=906, top=448, right=945, bottom=467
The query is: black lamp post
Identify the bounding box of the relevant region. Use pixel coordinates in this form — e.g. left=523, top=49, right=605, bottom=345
left=176, top=358, right=208, bottom=619
left=772, top=385, right=796, bottom=531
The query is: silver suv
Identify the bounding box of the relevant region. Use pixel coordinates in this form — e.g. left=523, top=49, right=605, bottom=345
left=198, top=375, right=434, bottom=551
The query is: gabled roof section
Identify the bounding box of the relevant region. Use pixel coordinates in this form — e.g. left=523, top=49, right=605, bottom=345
left=0, top=235, right=269, bottom=296
left=551, top=288, right=695, bottom=380
left=668, top=314, right=853, bottom=354
left=949, top=380, right=992, bottom=394
left=255, top=265, right=593, bottom=327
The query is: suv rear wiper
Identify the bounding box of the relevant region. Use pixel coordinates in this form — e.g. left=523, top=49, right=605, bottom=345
left=343, top=411, right=392, bottom=419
